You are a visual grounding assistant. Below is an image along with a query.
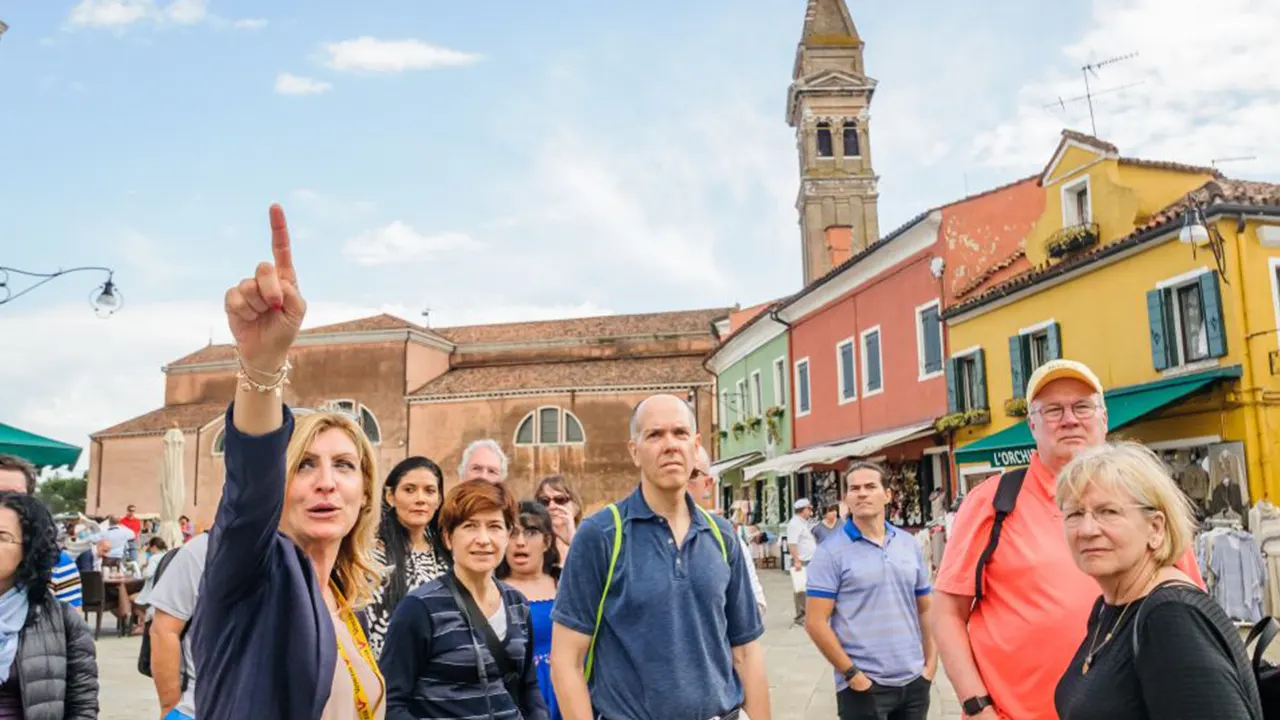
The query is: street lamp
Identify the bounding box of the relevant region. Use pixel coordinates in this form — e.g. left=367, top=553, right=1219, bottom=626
left=1176, top=197, right=1230, bottom=285
left=0, top=266, right=124, bottom=317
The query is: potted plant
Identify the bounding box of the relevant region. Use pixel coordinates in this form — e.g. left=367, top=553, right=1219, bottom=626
left=747, top=416, right=763, bottom=433
left=1004, top=397, right=1028, bottom=417
left=731, top=421, right=747, bottom=439
left=1046, top=223, right=1099, bottom=258
left=934, top=412, right=968, bottom=433
left=964, top=408, right=992, bottom=426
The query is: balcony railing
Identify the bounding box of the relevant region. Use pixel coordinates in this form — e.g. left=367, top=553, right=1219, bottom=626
left=1046, top=222, right=1100, bottom=259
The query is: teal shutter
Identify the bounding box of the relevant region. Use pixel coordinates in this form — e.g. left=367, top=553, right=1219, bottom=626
left=1047, top=322, right=1063, bottom=360
left=974, top=349, right=989, bottom=409
left=1009, top=335, right=1028, bottom=398
left=1199, top=272, right=1228, bottom=358
left=1146, top=289, right=1173, bottom=371
left=945, top=359, right=958, bottom=413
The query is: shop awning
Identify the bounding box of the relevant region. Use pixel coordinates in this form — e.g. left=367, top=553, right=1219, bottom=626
left=710, top=451, right=763, bottom=478
left=954, top=365, right=1243, bottom=467
left=743, top=421, right=935, bottom=481
left=0, top=422, right=82, bottom=469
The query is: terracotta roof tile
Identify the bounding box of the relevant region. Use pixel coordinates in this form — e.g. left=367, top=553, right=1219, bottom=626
left=1119, top=157, right=1223, bottom=177
left=434, top=308, right=730, bottom=346
left=92, top=403, right=226, bottom=438
left=167, top=344, right=236, bottom=367
left=409, top=356, right=711, bottom=397
left=1062, top=129, right=1119, bottom=155
left=300, top=313, right=427, bottom=336
left=944, top=177, right=1280, bottom=317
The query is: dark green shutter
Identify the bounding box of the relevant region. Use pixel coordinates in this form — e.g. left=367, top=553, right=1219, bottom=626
left=974, top=349, right=989, bottom=409
left=1047, top=322, right=1063, bottom=360
left=1146, top=289, right=1173, bottom=371
left=1199, top=272, right=1228, bottom=358
left=1009, top=335, right=1028, bottom=398
left=945, top=359, right=958, bottom=413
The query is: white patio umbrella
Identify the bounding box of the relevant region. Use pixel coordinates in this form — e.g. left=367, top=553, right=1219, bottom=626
left=159, top=427, right=186, bottom=549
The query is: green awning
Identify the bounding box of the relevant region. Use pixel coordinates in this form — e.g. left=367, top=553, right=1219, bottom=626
left=0, top=422, right=82, bottom=469
left=954, top=365, right=1243, bottom=467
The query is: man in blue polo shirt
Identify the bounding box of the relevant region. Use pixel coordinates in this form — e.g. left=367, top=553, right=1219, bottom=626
left=550, top=393, right=770, bottom=720
left=805, top=461, right=936, bottom=720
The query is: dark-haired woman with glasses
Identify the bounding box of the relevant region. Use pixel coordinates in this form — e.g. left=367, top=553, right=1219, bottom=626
left=533, top=475, right=581, bottom=566
left=499, top=502, right=562, bottom=720
left=365, top=457, right=450, bottom=658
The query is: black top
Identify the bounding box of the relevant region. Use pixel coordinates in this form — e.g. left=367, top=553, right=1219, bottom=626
left=1055, top=583, right=1262, bottom=720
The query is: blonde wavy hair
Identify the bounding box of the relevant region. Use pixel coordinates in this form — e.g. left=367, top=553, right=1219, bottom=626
left=1056, top=441, right=1196, bottom=566
left=284, top=411, right=384, bottom=608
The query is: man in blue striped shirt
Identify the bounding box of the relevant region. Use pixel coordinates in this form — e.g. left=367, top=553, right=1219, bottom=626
left=805, top=461, right=936, bottom=720
left=0, top=454, right=83, bottom=607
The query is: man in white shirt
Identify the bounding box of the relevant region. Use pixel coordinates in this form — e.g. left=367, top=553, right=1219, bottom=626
left=690, top=447, right=768, bottom=619
left=149, top=533, right=210, bottom=720
left=787, top=498, right=817, bottom=624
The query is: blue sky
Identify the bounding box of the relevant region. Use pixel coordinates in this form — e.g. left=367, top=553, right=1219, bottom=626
left=3, top=0, right=1278, bottom=468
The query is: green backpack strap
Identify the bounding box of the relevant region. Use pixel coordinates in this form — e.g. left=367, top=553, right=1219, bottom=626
left=696, top=505, right=728, bottom=563
left=585, top=503, right=623, bottom=683
left=583, top=503, right=728, bottom=683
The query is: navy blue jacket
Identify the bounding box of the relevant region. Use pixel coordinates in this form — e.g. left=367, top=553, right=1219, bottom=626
left=191, top=405, right=337, bottom=720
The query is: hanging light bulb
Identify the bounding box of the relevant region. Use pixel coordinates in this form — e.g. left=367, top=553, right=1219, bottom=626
left=1179, top=208, right=1211, bottom=246
left=91, top=279, right=123, bottom=317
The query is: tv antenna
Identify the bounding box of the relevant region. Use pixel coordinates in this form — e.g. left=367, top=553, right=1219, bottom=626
left=1044, top=81, right=1143, bottom=114
left=421, top=307, right=432, bottom=327
left=1079, top=52, right=1138, bottom=136
left=1211, top=156, right=1257, bottom=168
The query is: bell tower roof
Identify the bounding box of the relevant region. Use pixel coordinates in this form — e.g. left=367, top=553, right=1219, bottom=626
left=800, top=0, right=862, bottom=48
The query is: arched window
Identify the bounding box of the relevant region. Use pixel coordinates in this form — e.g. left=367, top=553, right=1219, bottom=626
left=815, top=122, right=834, bottom=158
left=842, top=121, right=860, bottom=157
left=212, top=428, right=225, bottom=456
left=320, top=399, right=382, bottom=445
left=514, top=407, right=585, bottom=446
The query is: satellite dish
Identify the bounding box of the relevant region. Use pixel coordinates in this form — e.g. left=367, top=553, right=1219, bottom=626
left=929, top=256, right=945, bottom=278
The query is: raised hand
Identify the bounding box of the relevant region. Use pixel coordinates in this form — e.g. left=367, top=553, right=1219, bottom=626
left=224, top=204, right=307, bottom=372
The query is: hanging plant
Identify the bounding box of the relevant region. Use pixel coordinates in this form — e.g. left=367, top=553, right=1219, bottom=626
left=765, top=405, right=785, bottom=420
left=747, top=417, right=763, bottom=433
left=731, top=421, right=747, bottom=439
left=1004, top=397, right=1028, bottom=417
left=718, top=429, right=728, bottom=441
left=766, top=415, right=781, bottom=444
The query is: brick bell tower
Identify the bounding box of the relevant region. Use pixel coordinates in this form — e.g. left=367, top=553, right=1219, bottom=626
left=787, top=0, right=881, bottom=286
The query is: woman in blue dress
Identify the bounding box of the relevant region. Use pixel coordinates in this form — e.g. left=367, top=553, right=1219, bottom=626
left=499, top=501, right=562, bottom=720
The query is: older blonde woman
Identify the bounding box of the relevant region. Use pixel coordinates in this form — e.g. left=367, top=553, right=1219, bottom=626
left=191, top=204, right=385, bottom=720
left=1053, top=442, right=1261, bottom=720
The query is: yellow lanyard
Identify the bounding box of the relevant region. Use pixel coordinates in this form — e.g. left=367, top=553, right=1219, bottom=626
left=330, top=582, right=385, bottom=720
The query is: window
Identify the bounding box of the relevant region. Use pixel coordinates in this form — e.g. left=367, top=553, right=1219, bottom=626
left=719, top=390, right=730, bottom=427
left=1146, top=271, right=1227, bottom=371
left=212, top=428, right=225, bottom=456
left=1062, top=176, right=1091, bottom=226
left=946, top=349, right=988, bottom=413
left=735, top=379, right=747, bottom=420
left=861, top=327, right=883, bottom=395
left=815, top=122, right=833, bottom=158
left=772, top=357, right=787, bottom=407
left=750, top=371, right=763, bottom=418
left=916, top=301, right=944, bottom=379
left=795, top=358, right=811, bottom=416
left=836, top=339, right=857, bottom=403
left=320, top=399, right=381, bottom=444
left=842, top=121, right=860, bottom=157
left=514, top=407, right=586, bottom=446
left=1008, top=322, right=1062, bottom=397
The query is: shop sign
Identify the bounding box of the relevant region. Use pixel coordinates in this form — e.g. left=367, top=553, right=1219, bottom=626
left=991, top=447, right=1034, bottom=467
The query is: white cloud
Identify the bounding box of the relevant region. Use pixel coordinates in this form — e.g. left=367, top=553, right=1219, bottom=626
left=288, top=189, right=375, bottom=221
left=322, top=37, right=482, bottom=73
left=164, top=0, right=206, bottom=25
left=342, top=222, right=481, bottom=266
left=275, top=73, right=333, bottom=96
left=68, top=0, right=153, bottom=29
left=973, top=0, right=1280, bottom=176
left=231, top=18, right=267, bottom=31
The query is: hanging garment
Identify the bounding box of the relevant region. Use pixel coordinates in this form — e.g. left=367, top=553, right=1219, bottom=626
left=1207, top=529, right=1266, bottom=623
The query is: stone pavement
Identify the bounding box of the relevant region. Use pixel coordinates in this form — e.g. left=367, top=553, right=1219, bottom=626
left=757, top=567, right=963, bottom=720
left=92, top=569, right=965, bottom=719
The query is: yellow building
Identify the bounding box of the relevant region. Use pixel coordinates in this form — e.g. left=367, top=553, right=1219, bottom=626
left=941, top=130, right=1280, bottom=507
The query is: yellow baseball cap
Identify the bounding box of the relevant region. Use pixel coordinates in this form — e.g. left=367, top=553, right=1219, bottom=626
left=1025, top=359, right=1105, bottom=404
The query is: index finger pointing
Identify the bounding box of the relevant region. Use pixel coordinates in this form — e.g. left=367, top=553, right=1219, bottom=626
left=269, top=204, right=297, bottom=287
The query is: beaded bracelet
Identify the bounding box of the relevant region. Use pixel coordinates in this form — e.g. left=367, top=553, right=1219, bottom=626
left=236, top=352, right=292, bottom=396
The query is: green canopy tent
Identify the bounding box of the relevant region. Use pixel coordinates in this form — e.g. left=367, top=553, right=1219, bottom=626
left=0, top=422, right=82, bottom=469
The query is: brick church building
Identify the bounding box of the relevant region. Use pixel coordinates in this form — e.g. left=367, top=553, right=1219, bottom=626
left=88, top=310, right=726, bottom=529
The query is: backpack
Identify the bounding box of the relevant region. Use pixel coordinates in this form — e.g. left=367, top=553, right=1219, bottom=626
left=137, top=548, right=191, bottom=690
left=972, top=468, right=1028, bottom=602
left=584, top=503, right=728, bottom=681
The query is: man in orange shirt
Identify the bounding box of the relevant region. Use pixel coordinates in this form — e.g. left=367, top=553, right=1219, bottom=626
left=932, top=360, right=1204, bottom=719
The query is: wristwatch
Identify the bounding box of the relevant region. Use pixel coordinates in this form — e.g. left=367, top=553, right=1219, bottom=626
left=962, top=695, right=993, bottom=716
left=842, top=665, right=860, bottom=682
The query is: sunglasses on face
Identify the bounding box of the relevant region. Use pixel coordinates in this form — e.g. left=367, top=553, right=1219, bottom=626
left=538, top=495, right=572, bottom=506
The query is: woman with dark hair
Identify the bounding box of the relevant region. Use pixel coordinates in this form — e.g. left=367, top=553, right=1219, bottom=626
left=365, top=456, right=450, bottom=658
left=0, top=491, right=98, bottom=719
left=499, top=501, right=561, bottom=720
left=382, top=480, right=547, bottom=720
left=533, top=475, right=582, bottom=565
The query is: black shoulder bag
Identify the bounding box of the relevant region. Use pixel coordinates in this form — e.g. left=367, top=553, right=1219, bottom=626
left=442, top=573, right=522, bottom=709
left=972, top=468, right=1028, bottom=602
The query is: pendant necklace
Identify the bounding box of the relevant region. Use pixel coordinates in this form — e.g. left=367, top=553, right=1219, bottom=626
left=1082, top=600, right=1134, bottom=675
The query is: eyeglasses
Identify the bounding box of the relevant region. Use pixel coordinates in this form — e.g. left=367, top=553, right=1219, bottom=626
left=1034, top=401, right=1101, bottom=423
left=1063, top=503, right=1153, bottom=528
left=538, top=495, right=572, bottom=507
left=512, top=527, right=545, bottom=540
left=0, top=532, right=20, bottom=546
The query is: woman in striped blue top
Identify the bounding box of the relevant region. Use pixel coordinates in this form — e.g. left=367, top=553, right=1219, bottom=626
left=382, top=480, right=548, bottom=720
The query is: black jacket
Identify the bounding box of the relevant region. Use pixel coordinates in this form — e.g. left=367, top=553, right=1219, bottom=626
left=18, top=593, right=99, bottom=720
